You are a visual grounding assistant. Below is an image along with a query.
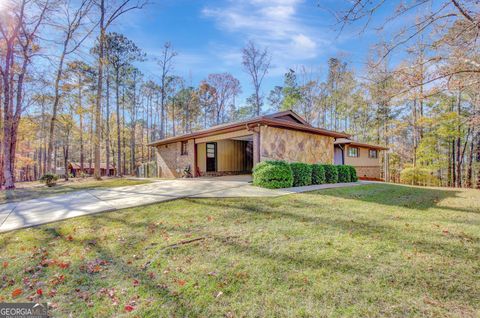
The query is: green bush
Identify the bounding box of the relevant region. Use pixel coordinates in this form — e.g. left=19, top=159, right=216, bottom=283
left=311, top=164, right=326, bottom=185
left=289, top=162, right=312, bottom=187
left=400, top=167, right=440, bottom=186
left=40, top=173, right=58, bottom=187
left=322, top=164, right=338, bottom=183
left=253, top=160, right=293, bottom=189
left=347, top=165, right=358, bottom=182
left=337, top=165, right=351, bottom=183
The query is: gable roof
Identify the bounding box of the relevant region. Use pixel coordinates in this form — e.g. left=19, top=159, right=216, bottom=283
left=148, top=110, right=350, bottom=147
left=264, top=110, right=312, bottom=126
left=334, top=138, right=389, bottom=150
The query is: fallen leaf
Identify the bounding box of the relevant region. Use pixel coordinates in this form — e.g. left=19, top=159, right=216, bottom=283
left=12, top=288, right=22, bottom=298
left=133, top=279, right=139, bottom=287
left=124, top=305, right=135, bottom=312
left=58, top=262, right=70, bottom=269
left=177, top=279, right=186, bottom=286
left=36, top=289, right=43, bottom=296
left=2, top=261, right=8, bottom=268
left=48, top=289, right=57, bottom=297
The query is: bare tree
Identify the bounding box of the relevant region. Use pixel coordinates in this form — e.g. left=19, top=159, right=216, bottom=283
left=92, top=0, right=147, bottom=179
left=46, top=0, right=94, bottom=174
left=0, top=0, right=50, bottom=189
left=204, top=73, right=242, bottom=125
left=157, top=42, right=177, bottom=139
left=242, top=41, right=271, bottom=116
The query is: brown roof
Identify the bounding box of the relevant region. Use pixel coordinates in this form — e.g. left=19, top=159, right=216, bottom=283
left=334, top=138, right=389, bottom=150
left=148, top=110, right=350, bottom=147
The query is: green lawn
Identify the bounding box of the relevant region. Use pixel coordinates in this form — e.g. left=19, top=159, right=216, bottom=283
left=0, top=184, right=479, bottom=317
left=0, top=177, right=151, bottom=204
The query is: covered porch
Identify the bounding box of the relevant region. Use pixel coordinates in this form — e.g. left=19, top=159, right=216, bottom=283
left=194, top=129, right=259, bottom=177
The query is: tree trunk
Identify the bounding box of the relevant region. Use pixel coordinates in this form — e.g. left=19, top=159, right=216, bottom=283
left=466, top=130, right=474, bottom=188
left=46, top=41, right=68, bottom=173
left=455, top=91, right=462, bottom=188
left=105, top=68, right=111, bottom=176
left=115, top=68, right=122, bottom=177
left=94, top=0, right=105, bottom=180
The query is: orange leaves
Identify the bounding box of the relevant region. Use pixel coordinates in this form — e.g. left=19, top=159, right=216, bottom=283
left=2, top=261, right=8, bottom=268
left=81, top=259, right=109, bottom=274
left=50, top=274, right=65, bottom=286
left=12, top=288, right=23, bottom=298
left=177, top=279, right=186, bottom=287
left=58, top=262, right=70, bottom=269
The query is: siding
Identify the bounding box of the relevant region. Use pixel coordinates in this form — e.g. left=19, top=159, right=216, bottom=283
left=344, top=145, right=381, bottom=167
left=197, top=140, right=251, bottom=174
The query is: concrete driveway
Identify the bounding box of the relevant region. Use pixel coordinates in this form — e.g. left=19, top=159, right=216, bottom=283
left=0, top=178, right=279, bottom=233
left=0, top=177, right=366, bottom=233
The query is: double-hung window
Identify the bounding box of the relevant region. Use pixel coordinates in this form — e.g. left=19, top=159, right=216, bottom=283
left=348, top=147, right=359, bottom=157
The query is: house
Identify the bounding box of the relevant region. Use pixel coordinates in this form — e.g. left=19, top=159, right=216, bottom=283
left=148, top=110, right=388, bottom=179
left=67, top=162, right=116, bottom=177
left=334, top=138, right=389, bottom=180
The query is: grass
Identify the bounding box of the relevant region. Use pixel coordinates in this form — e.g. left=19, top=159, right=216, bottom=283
left=0, top=177, right=152, bottom=204
left=0, top=183, right=479, bottom=317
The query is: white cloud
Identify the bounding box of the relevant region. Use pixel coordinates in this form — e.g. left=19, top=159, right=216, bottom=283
left=202, top=0, right=330, bottom=71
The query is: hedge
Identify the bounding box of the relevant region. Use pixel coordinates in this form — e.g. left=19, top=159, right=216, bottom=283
left=322, top=164, right=339, bottom=183
left=337, top=165, right=351, bottom=183
left=289, top=162, right=312, bottom=187
left=252, top=160, right=293, bottom=189
left=347, top=165, right=358, bottom=182
left=311, top=164, right=326, bottom=185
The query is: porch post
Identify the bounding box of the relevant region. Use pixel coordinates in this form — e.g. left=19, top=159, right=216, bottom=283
left=193, top=140, right=198, bottom=177
left=253, top=130, right=260, bottom=166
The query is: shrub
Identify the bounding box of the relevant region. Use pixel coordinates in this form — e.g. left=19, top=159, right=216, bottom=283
left=322, top=164, right=338, bottom=183
left=253, top=160, right=293, bottom=189
left=289, top=162, right=312, bottom=187
left=40, top=173, right=58, bottom=187
left=347, top=165, right=358, bottom=182
left=336, top=165, right=351, bottom=183
left=311, top=164, right=326, bottom=185
left=400, top=167, right=440, bottom=186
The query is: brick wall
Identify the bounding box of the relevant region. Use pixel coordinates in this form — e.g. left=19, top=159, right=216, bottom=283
left=155, top=140, right=195, bottom=178
left=355, top=166, right=382, bottom=180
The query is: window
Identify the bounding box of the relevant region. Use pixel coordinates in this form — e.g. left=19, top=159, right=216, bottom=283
left=369, top=149, right=378, bottom=158
left=348, top=146, right=359, bottom=157
left=181, top=141, right=188, bottom=156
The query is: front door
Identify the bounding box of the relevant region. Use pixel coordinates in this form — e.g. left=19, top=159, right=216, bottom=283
left=206, top=142, right=217, bottom=172
left=334, top=146, right=344, bottom=165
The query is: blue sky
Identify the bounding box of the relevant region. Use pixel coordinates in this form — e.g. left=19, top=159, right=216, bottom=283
left=111, top=0, right=396, bottom=106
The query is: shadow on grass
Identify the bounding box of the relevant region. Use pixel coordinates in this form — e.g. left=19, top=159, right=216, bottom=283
left=187, top=198, right=479, bottom=262
left=314, top=183, right=479, bottom=213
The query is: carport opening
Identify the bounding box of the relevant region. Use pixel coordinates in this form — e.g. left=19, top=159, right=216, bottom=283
left=196, top=135, right=253, bottom=177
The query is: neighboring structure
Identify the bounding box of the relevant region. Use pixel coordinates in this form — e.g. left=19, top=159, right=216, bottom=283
left=334, top=139, right=388, bottom=180
left=67, top=162, right=116, bottom=177
left=148, top=110, right=388, bottom=179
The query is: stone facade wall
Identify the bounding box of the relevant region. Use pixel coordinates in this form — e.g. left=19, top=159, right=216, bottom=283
left=259, top=126, right=334, bottom=164
left=155, top=140, right=195, bottom=178
left=355, top=166, right=382, bottom=180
